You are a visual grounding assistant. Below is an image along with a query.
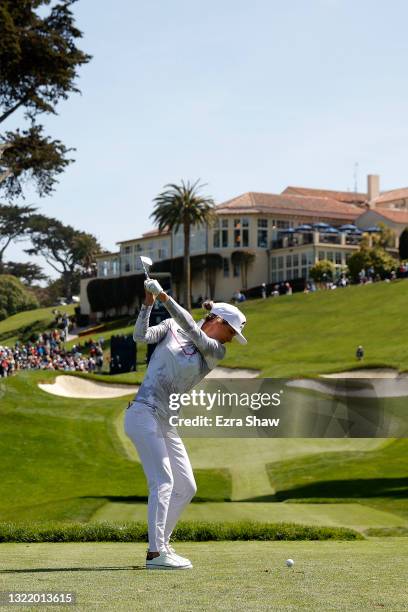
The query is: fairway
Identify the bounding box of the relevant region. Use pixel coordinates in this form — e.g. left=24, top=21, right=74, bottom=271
left=0, top=371, right=406, bottom=530
left=91, top=501, right=407, bottom=532
left=0, top=540, right=407, bottom=610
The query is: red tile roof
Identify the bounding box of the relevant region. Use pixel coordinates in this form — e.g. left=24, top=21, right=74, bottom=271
left=141, top=227, right=170, bottom=238
left=216, top=192, right=363, bottom=220
left=372, top=188, right=408, bottom=204
left=282, top=186, right=367, bottom=204
left=370, top=208, right=408, bottom=224
left=117, top=227, right=170, bottom=244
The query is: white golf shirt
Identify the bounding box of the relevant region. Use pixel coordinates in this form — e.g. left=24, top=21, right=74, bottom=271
left=132, top=296, right=226, bottom=419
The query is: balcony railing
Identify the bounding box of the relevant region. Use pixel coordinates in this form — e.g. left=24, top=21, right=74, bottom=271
left=271, top=231, right=361, bottom=250
left=271, top=233, right=314, bottom=249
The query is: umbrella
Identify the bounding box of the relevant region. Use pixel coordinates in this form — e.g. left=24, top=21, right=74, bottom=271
left=321, top=227, right=340, bottom=234
left=339, top=224, right=358, bottom=231
left=295, top=224, right=313, bottom=231
left=363, top=226, right=381, bottom=233
left=278, top=228, right=295, bottom=233
left=312, top=222, right=331, bottom=229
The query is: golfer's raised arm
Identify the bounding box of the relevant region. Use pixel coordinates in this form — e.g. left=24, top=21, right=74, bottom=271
left=133, top=303, right=170, bottom=344
left=160, top=295, right=226, bottom=362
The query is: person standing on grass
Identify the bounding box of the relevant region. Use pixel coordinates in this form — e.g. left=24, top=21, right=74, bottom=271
left=124, top=279, right=247, bottom=570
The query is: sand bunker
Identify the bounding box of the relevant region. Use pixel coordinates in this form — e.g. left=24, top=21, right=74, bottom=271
left=38, top=376, right=139, bottom=399
left=322, top=368, right=405, bottom=379
left=38, top=367, right=260, bottom=398
left=287, top=368, right=408, bottom=398
left=205, top=367, right=260, bottom=379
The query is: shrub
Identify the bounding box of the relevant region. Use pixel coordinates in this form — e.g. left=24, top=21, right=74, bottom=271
left=0, top=274, right=39, bottom=319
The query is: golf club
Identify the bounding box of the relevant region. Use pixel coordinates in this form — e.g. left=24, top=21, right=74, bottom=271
left=139, top=255, right=153, bottom=279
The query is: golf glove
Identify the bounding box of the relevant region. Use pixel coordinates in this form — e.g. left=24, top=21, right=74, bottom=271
left=144, top=279, right=163, bottom=297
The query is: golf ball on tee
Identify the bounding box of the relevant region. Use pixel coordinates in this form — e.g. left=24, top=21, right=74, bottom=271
left=286, top=559, right=294, bottom=567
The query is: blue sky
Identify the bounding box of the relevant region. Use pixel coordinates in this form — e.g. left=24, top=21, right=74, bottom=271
left=5, top=0, right=408, bottom=279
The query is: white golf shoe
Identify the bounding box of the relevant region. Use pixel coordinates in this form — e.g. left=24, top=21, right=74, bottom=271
left=165, top=545, right=193, bottom=568
left=146, top=549, right=192, bottom=570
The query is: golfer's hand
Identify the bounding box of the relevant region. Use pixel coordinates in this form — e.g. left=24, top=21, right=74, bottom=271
left=144, top=279, right=163, bottom=297
left=144, top=289, right=155, bottom=306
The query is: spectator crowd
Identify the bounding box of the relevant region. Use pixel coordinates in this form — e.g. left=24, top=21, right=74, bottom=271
left=0, top=330, right=104, bottom=378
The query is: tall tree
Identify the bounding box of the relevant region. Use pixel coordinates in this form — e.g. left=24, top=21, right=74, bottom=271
left=0, top=203, right=36, bottom=272
left=3, top=260, right=47, bottom=285
left=0, top=0, right=91, bottom=199
left=25, top=214, right=102, bottom=299
left=151, top=180, right=216, bottom=311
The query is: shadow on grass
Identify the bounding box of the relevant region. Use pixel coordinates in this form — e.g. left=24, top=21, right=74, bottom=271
left=81, top=495, right=230, bottom=503
left=241, top=477, right=408, bottom=502
left=0, top=565, right=146, bottom=574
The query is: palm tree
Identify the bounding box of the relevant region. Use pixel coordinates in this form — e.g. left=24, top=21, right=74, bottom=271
left=151, top=180, right=216, bottom=311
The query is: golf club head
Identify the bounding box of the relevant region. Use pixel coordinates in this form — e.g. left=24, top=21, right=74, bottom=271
left=139, top=255, right=153, bottom=279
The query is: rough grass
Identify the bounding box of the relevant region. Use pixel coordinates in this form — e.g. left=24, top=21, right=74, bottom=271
left=2, top=280, right=408, bottom=377
left=0, top=520, right=362, bottom=543
left=0, top=304, right=76, bottom=345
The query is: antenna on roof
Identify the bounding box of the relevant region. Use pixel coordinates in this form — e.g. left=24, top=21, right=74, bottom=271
left=353, top=162, right=359, bottom=196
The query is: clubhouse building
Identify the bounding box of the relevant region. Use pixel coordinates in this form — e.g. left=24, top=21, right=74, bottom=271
left=80, top=174, right=407, bottom=312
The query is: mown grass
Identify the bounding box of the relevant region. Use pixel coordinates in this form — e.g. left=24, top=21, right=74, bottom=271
left=262, top=440, right=408, bottom=530
left=0, top=540, right=407, bottom=610
left=265, top=439, right=408, bottom=501
left=0, top=370, right=406, bottom=529
left=0, top=371, right=231, bottom=523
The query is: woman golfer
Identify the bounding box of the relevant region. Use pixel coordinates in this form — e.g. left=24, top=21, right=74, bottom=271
left=124, top=278, right=247, bottom=570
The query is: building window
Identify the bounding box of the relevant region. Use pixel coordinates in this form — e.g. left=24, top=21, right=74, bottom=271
left=335, top=251, right=342, bottom=265
left=301, top=267, right=308, bottom=278
left=286, top=254, right=292, bottom=268
left=277, top=219, right=291, bottom=229
left=327, top=252, right=334, bottom=262
left=318, top=251, right=325, bottom=261
left=277, top=256, right=284, bottom=269
left=257, top=218, right=268, bottom=248
left=233, top=261, right=240, bottom=277
left=301, top=253, right=307, bottom=266
left=223, top=257, right=230, bottom=277
left=271, top=257, right=277, bottom=270
left=234, top=217, right=249, bottom=247
left=213, top=218, right=229, bottom=248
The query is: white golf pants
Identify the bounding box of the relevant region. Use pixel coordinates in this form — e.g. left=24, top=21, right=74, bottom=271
left=124, top=401, right=197, bottom=552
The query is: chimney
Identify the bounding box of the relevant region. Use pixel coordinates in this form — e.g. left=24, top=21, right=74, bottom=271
left=367, top=174, right=380, bottom=206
